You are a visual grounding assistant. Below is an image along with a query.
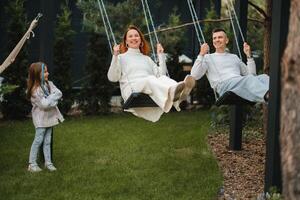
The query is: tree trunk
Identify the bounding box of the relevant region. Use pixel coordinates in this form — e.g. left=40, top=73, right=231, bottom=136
left=263, top=0, right=272, bottom=134
left=263, top=0, right=272, bottom=75
left=280, top=0, right=300, bottom=199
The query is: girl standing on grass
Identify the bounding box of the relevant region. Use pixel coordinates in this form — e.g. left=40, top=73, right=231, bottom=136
left=26, top=62, right=64, bottom=172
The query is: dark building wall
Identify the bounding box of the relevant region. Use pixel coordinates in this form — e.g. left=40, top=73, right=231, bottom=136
left=0, top=0, right=88, bottom=86
left=0, top=0, right=219, bottom=85
left=26, top=0, right=42, bottom=63
left=148, top=0, right=220, bottom=59
left=0, top=0, right=14, bottom=62
left=0, top=0, right=59, bottom=69
left=69, top=0, right=89, bottom=86
left=28, top=0, right=88, bottom=86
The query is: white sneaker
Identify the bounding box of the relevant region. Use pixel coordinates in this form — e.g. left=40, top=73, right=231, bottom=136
left=179, top=75, right=196, bottom=101
left=28, top=164, right=42, bottom=172
left=45, top=163, right=57, bottom=171
left=169, top=82, right=185, bottom=102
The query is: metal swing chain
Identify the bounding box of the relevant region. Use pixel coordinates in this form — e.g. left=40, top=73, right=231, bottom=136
left=96, top=0, right=116, bottom=55
left=228, top=0, right=245, bottom=43
left=186, top=0, right=220, bottom=101
left=96, top=0, right=134, bottom=95
left=141, top=0, right=170, bottom=77
left=226, top=2, right=242, bottom=59
left=186, top=0, right=202, bottom=45
left=141, top=0, right=157, bottom=63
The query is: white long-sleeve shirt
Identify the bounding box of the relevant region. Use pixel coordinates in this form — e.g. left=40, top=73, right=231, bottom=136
left=191, top=52, right=256, bottom=89
left=107, top=48, right=167, bottom=100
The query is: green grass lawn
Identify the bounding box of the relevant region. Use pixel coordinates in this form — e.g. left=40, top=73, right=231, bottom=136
left=0, top=111, right=222, bottom=200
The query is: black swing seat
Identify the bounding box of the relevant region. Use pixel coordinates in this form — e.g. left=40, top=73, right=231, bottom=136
left=215, top=91, right=256, bottom=106
left=122, top=92, right=158, bottom=109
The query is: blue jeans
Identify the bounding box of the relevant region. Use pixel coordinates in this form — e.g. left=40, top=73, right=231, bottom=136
left=29, top=127, right=53, bottom=165
left=217, top=74, right=269, bottom=103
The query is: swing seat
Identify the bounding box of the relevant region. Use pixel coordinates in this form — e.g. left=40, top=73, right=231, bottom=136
left=122, top=92, right=158, bottom=109
left=215, top=91, right=256, bottom=106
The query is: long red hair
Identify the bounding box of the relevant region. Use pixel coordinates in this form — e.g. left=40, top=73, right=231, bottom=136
left=119, top=25, right=150, bottom=55
left=26, top=62, right=49, bottom=99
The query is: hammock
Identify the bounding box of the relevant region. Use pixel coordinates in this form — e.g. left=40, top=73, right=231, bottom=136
left=0, top=13, right=42, bottom=74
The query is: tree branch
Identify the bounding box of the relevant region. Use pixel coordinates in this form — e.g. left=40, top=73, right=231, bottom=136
left=145, top=18, right=264, bottom=35
left=248, top=1, right=268, bottom=19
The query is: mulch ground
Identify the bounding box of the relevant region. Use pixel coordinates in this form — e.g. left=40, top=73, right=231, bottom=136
left=208, top=133, right=266, bottom=199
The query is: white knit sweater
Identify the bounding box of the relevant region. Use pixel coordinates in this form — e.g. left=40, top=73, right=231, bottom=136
left=107, top=48, right=167, bottom=100
left=191, top=52, right=256, bottom=89
left=107, top=48, right=181, bottom=122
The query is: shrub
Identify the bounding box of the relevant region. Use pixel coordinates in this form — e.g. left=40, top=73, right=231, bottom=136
left=78, top=33, right=113, bottom=115
left=52, top=0, right=75, bottom=115
left=1, top=0, right=31, bottom=119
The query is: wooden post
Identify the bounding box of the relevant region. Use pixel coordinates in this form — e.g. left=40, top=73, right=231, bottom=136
left=229, top=106, right=243, bottom=150
left=265, top=0, right=290, bottom=193
left=229, top=0, right=248, bottom=151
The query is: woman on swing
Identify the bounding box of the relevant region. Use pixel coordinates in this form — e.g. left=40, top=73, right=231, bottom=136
left=108, top=25, right=194, bottom=122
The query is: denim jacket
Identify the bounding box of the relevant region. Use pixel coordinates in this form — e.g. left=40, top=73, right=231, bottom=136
left=31, top=81, right=64, bottom=128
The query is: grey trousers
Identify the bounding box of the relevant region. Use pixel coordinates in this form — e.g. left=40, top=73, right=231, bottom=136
left=29, top=127, right=53, bottom=165
left=217, top=74, right=269, bottom=103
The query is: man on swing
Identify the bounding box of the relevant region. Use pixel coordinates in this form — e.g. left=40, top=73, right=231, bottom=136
left=190, top=28, right=269, bottom=103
